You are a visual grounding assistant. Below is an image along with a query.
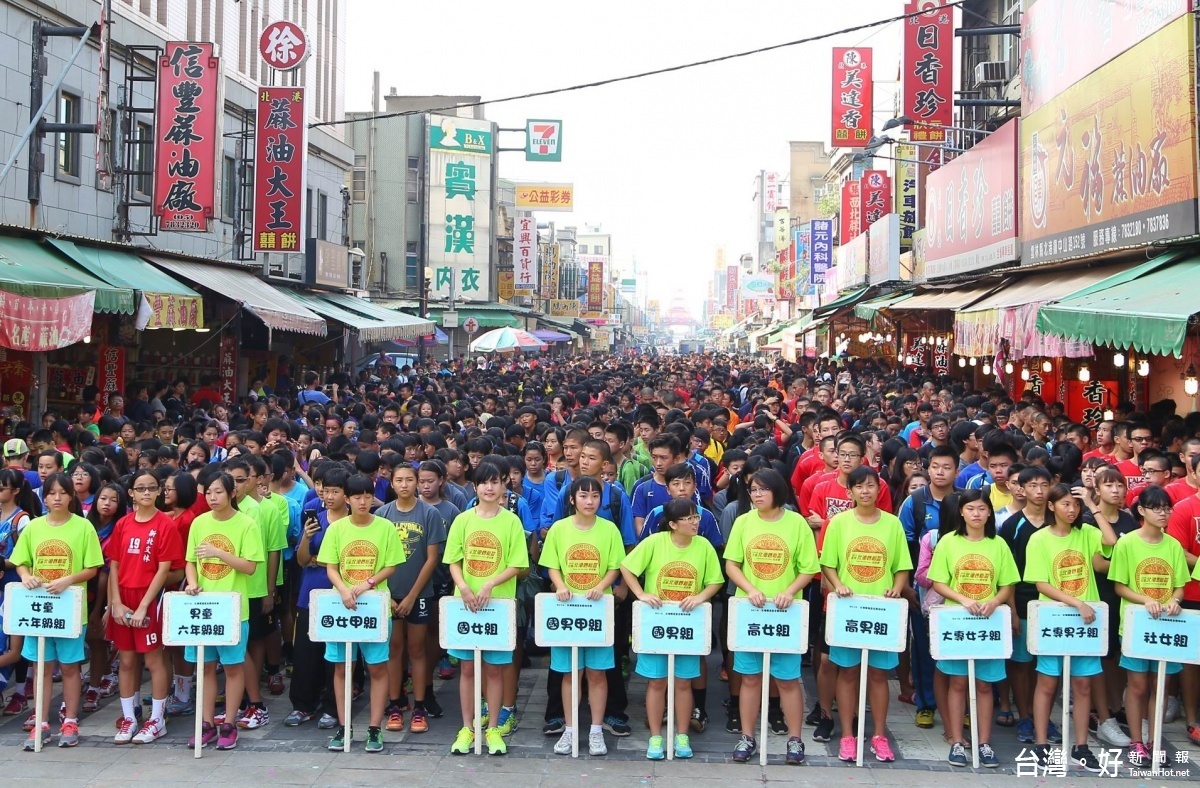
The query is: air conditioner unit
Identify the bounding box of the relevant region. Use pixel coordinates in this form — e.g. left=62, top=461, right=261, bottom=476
left=974, top=61, right=1009, bottom=86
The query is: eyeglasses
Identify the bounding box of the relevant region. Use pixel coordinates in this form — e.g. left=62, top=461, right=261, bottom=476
left=1144, top=468, right=1170, bottom=475
left=676, top=514, right=701, bottom=524
left=1144, top=505, right=1172, bottom=515
left=749, top=486, right=770, bottom=494
left=132, top=486, right=159, bottom=494
left=904, top=459, right=921, bottom=467
left=837, top=452, right=862, bottom=460
left=1131, top=436, right=1152, bottom=443
left=231, top=476, right=250, bottom=484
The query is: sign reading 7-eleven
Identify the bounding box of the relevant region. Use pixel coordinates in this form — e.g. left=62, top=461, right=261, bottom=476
left=525, top=119, right=563, bottom=162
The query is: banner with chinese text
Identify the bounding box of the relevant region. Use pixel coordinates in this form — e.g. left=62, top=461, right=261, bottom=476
left=218, top=332, right=238, bottom=405
left=860, top=170, right=891, bottom=235
left=894, top=143, right=919, bottom=252
left=810, top=218, right=833, bottom=286
left=426, top=115, right=493, bottom=301
left=587, top=258, right=604, bottom=313
left=0, top=290, right=95, bottom=351
left=97, top=346, right=125, bottom=408
left=840, top=181, right=862, bottom=244
left=154, top=42, right=219, bottom=231
left=514, top=211, right=536, bottom=293
left=902, top=1, right=953, bottom=142
left=831, top=47, right=872, bottom=147
left=253, top=86, right=307, bottom=253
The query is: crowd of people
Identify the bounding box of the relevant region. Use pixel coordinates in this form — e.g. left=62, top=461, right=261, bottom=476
left=0, top=352, right=1198, bottom=771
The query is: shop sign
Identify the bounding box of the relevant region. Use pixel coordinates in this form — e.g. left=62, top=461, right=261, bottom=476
left=154, top=42, right=219, bottom=232
left=259, top=20, right=309, bottom=71
left=810, top=218, right=833, bottom=285
left=859, top=170, right=891, bottom=235
left=0, top=290, right=95, bottom=351
left=0, top=352, right=33, bottom=420
left=831, top=47, right=872, bottom=147
left=740, top=275, right=775, bottom=302
left=141, top=293, right=203, bottom=330
left=514, top=183, right=573, bottom=212
left=793, top=227, right=813, bottom=297
left=497, top=269, right=515, bottom=300
left=868, top=213, right=901, bottom=284
left=837, top=232, right=868, bottom=289
left=305, top=239, right=351, bottom=289
left=525, top=119, right=562, bottom=162
left=926, top=119, right=1019, bottom=278
left=902, top=0, right=953, bottom=142
left=774, top=208, right=790, bottom=252
left=253, top=86, right=307, bottom=253
left=97, top=346, right=125, bottom=408
left=548, top=299, right=580, bottom=318
left=1022, top=16, right=1199, bottom=266
left=840, top=180, right=862, bottom=243
left=586, top=258, right=604, bottom=313
left=218, top=332, right=238, bottom=405
left=764, top=172, right=780, bottom=212
left=725, top=264, right=738, bottom=309
left=1066, top=379, right=1118, bottom=428
left=894, top=143, right=919, bottom=252
left=514, top=211, right=537, bottom=293
left=427, top=116, right=493, bottom=301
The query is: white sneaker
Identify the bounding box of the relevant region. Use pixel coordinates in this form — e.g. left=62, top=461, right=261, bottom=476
left=1164, top=696, right=1181, bottom=724
left=237, top=706, right=269, bottom=729
left=113, top=716, right=137, bottom=745
left=132, top=717, right=166, bottom=744
left=1096, top=717, right=1131, bottom=747
left=553, top=729, right=573, bottom=755
left=589, top=729, right=607, bottom=756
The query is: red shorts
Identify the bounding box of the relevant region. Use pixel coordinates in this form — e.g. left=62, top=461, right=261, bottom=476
left=105, top=587, right=164, bottom=653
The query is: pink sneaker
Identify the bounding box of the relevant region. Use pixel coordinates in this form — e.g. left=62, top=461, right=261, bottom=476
left=188, top=721, right=217, bottom=748
left=215, top=722, right=238, bottom=749
left=871, top=735, right=895, bottom=762
left=838, top=735, right=857, bottom=761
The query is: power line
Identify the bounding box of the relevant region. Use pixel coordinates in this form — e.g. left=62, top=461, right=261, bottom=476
left=310, top=1, right=965, bottom=130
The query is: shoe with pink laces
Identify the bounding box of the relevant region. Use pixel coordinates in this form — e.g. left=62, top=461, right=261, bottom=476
left=871, top=734, right=895, bottom=762
left=4, top=693, right=28, bottom=716
left=838, top=735, right=857, bottom=761
left=83, top=688, right=101, bottom=713
left=114, top=716, right=138, bottom=745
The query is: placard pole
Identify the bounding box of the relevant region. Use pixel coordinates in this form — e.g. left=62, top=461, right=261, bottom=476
left=193, top=644, right=204, bottom=759
left=1061, top=655, right=1071, bottom=767
left=343, top=644, right=353, bottom=753
left=666, top=653, right=675, bottom=761
left=1152, top=659, right=1166, bottom=775
left=571, top=646, right=579, bottom=758
left=474, top=649, right=483, bottom=755
left=856, top=648, right=868, bottom=767
left=33, top=636, right=45, bottom=753
left=760, top=653, right=770, bottom=766
left=968, top=658, right=979, bottom=769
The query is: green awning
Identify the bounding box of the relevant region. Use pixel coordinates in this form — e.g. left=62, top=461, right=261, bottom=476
left=315, top=292, right=434, bottom=340
left=292, top=292, right=433, bottom=342
left=814, top=286, right=870, bottom=317
left=429, top=307, right=521, bottom=328
left=1035, top=252, right=1200, bottom=358
left=854, top=291, right=913, bottom=321
left=0, top=236, right=135, bottom=314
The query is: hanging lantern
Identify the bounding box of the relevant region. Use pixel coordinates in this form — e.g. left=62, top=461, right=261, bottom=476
left=1021, top=367, right=1030, bottom=381
left=1004, top=361, right=1014, bottom=375
left=969, top=357, right=977, bottom=366
left=1113, top=351, right=1125, bottom=367
left=983, top=361, right=992, bottom=376
left=1078, top=364, right=1090, bottom=382
left=1138, top=359, right=1150, bottom=377
left=958, top=357, right=966, bottom=368
left=1042, top=358, right=1052, bottom=372
left=1185, top=365, right=1198, bottom=396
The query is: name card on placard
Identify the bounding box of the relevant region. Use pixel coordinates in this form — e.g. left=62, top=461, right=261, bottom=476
left=1026, top=601, right=1108, bottom=657
left=534, top=594, right=614, bottom=648
left=929, top=604, right=1013, bottom=661
left=726, top=598, right=810, bottom=654
left=161, top=592, right=242, bottom=646
left=1122, top=607, right=1200, bottom=666
left=439, top=597, right=517, bottom=652
left=631, top=601, right=712, bottom=656
left=1, top=583, right=83, bottom=639
left=825, top=594, right=908, bottom=652
left=308, top=589, right=390, bottom=643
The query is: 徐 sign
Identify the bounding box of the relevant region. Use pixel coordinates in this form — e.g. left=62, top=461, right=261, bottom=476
left=631, top=602, right=712, bottom=656
left=259, top=20, right=309, bottom=71
left=525, top=119, right=563, bottom=162
left=726, top=598, right=809, bottom=654
left=825, top=595, right=908, bottom=652
left=534, top=594, right=614, bottom=649
left=161, top=591, right=242, bottom=646
left=308, top=589, right=390, bottom=643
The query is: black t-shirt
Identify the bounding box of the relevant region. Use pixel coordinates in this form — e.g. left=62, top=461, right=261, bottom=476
left=1082, top=509, right=1137, bottom=602
left=998, top=510, right=1046, bottom=618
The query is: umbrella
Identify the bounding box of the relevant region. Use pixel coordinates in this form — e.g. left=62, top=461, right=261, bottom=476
left=469, top=326, right=547, bottom=353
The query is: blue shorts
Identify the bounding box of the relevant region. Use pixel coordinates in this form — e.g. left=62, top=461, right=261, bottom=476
left=1010, top=626, right=1033, bottom=663
left=733, top=651, right=803, bottom=680
left=1119, top=655, right=1183, bottom=675
left=185, top=621, right=250, bottom=665
left=550, top=645, right=614, bottom=673
left=1036, top=654, right=1102, bottom=678
left=21, top=631, right=86, bottom=665
left=829, top=645, right=899, bottom=671
left=636, top=653, right=701, bottom=680
left=326, top=638, right=390, bottom=666
left=939, top=658, right=1006, bottom=683
left=448, top=648, right=512, bottom=666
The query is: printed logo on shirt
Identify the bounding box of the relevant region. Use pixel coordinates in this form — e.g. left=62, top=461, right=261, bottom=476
left=657, top=560, right=699, bottom=601
left=564, top=543, right=602, bottom=589
left=464, top=530, right=502, bottom=578
left=825, top=497, right=853, bottom=519
left=341, top=539, right=380, bottom=583
left=392, top=520, right=423, bottom=561
left=846, top=536, right=887, bottom=584
left=1051, top=549, right=1089, bottom=597
left=1134, top=556, right=1174, bottom=602
left=952, top=553, right=996, bottom=600
left=34, top=539, right=72, bottom=581
left=745, top=533, right=790, bottom=581
left=198, top=534, right=235, bottom=580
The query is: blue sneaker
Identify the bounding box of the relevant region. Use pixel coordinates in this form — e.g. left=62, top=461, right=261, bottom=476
left=165, top=695, right=195, bottom=717
left=1047, top=720, right=1063, bottom=744
left=646, top=734, right=665, bottom=760
left=674, top=733, right=693, bottom=759
left=1017, top=717, right=1035, bottom=743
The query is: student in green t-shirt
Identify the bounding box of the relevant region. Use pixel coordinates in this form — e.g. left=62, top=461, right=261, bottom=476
left=723, top=467, right=819, bottom=765
left=621, top=497, right=723, bottom=761
left=1108, top=485, right=1190, bottom=762
left=317, top=473, right=403, bottom=754
left=12, top=473, right=103, bottom=750
left=444, top=458, right=529, bottom=757
left=540, top=475, right=624, bottom=758
left=184, top=472, right=264, bottom=751
left=928, top=488, right=1019, bottom=769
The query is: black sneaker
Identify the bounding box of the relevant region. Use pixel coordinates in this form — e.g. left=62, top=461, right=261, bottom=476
left=805, top=704, right=824, bottom=727
left=768, top=705, right=786, bottom=735
left=423, top=693, right=443, bottom=719
left=1071, top=744, right=1101, bottom=773
left=1114, top=708, right=1129, bottom=729
left=1088, top=713, right=1099, bottom=734
left=690, top=707, right=708, bottom=733
left=602, top=715, right=631, bottom=737
left=725, top=703, right=742, bottom=734
left=1033, top=744, right=1052, bottom=769
left=542, top=717, right=565, bottom=735
left=812, top=713, right=834, bottom=743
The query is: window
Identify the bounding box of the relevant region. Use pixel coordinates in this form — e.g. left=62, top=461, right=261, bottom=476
left=578, top=244, right=588, bottom=254
left=221, top=156, right=237, bottom=221
left=405, top=180, right=417, bottom=204
left=352, top=155, right=366, bottom=202
left=405, top=253, right=419, bottom=291
left=133, top=122, right=153, bottom=196
left=306, top=188, right=314, bottom=238
left=317, top=191, right=329, bottom=240
left=56, top=91, right=81, bottom=179
left=1001, top=0, right=1021, bottom=73
left=407, top=155, right=419, bottom=172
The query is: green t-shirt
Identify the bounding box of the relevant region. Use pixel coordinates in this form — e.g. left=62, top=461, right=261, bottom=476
left=316, top=515, right=405, bottom=596
left=1023, top=524, right=1103, bottom=602
left=186, top=510, right=265, bottom=621
left=621, top=531, right=723, bottom=601
left=819, top=510, right=913, bottom=595
left=1107, top=530, right=1191, bottom=634
left=239, top=496, right=286, bottom=599
left=443, top=507, right=530, bottom=598
left=927, top=532, right=1019, bottom=603
left=724, top=509, right=820, bottom=598
left=263, top=493, right=290, bottom=586
left=539, top=517, right=625, bottom=593
left=10, top=514, right=104, bottom=625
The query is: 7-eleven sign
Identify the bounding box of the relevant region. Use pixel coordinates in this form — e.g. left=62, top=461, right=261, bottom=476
left=525, top=119, right=563, bottom=162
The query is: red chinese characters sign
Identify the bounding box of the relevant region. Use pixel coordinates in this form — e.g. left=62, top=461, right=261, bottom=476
left=859, top=170, right=891, bottom=235
left=0, top=351, right=34, bottom=423
left=97, top=346, right=125, bottom=408
left=840, top=180, right=862, bottom=243
left=0, top=290, right=94, bottom=351
left=831, top=47, right=872, bottom=147
left=253, top=87, right=307, bottom=253
left=1066, top=379, right=1118, bottom=428
left=902, top=1, right=953, bottom=142
left=259, top=20, right=309, bottom=71
left=218, top=332, right=238, bottom=405
left=154, top=42, right=219, bottom=231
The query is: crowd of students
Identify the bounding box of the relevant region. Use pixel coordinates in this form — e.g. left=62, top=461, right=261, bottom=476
left=0, top=355, right=1198, bottom=771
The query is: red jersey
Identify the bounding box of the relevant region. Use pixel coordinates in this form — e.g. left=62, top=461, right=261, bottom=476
left=1164, top=478, right=1197, bottom=505
left=1166, top=493, right=1200, bottom=602
left=103, top=511, right=185, bottom=588
left=170, top=508, right=198, bottom=547
left=789, top=446, right=822, bottom=496
left=1114, top=459, right=1142, bottom=490
left=810, top=476, right=894, bottom=525
left=1082, top=449, right=1116, bottom=463
left=799, top=469, right=836, bottom=517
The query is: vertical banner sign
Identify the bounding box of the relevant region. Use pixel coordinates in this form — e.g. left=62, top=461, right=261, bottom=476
left=525, top=119, right=563, bottom=162
left=587, top=258, right=604, bottom=313
left=427, top=116, right=494, bottom=301
left=549, top=244, right=561, bottom=299
left=154, top=43, right=220, bottom=231
left=810, top=218, right=833, bottom=286
left=840, top=180, right=862, bottom=243
left=97, top=346, right=125, bottom=408
left=218, top=332, right=238, bottom=404
left=895, top=143, right=919, bottom=252
left=774, top=208, right=790, bottom=252
left=831, top=47, right=872, bottom=147
left=764, top=172, right=780, bottom=212
left=252, top=87, right=307, bottom=253
left=514, top=211, right=536, bottom=293
left=903, top=1, right=954, bottom=142
left=859, top=170, right=891, bottom=235
left=725, top=264, right=738, bottom=310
